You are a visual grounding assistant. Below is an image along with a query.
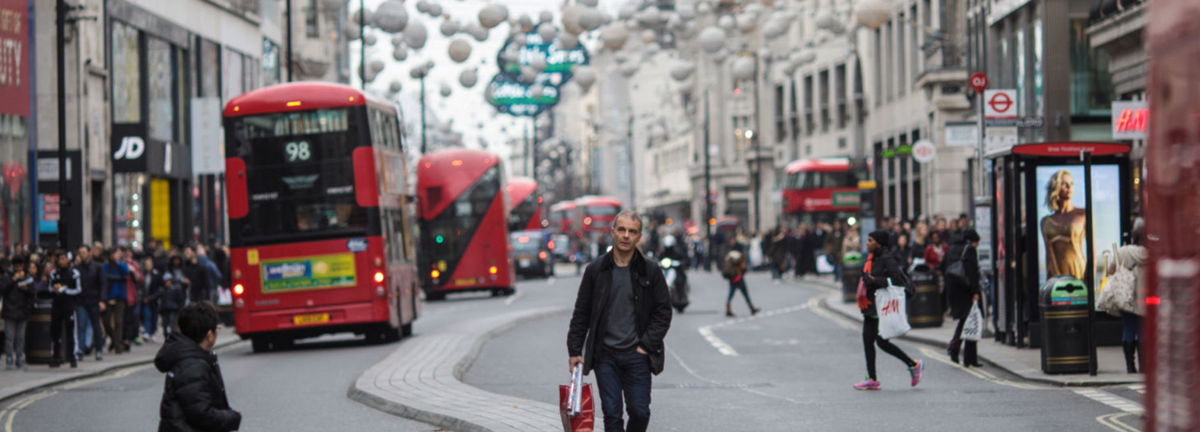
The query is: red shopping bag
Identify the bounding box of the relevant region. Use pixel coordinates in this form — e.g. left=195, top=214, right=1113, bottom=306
left=558, top=383, right=595, bottom=432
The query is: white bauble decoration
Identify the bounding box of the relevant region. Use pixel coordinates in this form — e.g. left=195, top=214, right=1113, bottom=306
left=600, top=25, right=628, bottom=50
left=731, top=57, right=755, bottom=80
left=415, top=0, right=429, bottom=13
left=404, top=22, right=428, bottom=49
left=439, top=20, right=459, bottom=36
left=530, top=56, right=547, bottom=72
left=363, top=33, right=377, bottom=46
left=539, top=11, right=553, bottom=24
left=578, top=0, right=597, bottom=7
left=391, top=34, right=404, bottom=46
left=344, top=22, right=361, bottom=40
left=374, top=1, right=408, bottom=33
left=618, top=5, right=636, bottom=20
left=697, top=2, right=712, bottom=15
left=321, top=0, right=348, bottom=10
left=641, top=29, right=656, bottom=43
left=763, top=17, right=789, bottom=38
left=677, top=3, right=695, bottom=20
left=698, top=26, right=725, bottom=54
left=637, top=8, right=661, bottom=26
left=447, top=39, right=471, bottom=63
left=537, top=23, right=558, bottom=41
left=737, top=14, right=757, bottom=33
left=370, top=59, right=386, bottom=73
left=392, top=46, right=408, bottom=61
left=855, top=0, right=892, bottom=30
left=558, top=32, right=579, bottom=49
left=518, top=14, right=533, bottom=29
left=520, top=66, right=538, bottom=83
left=562, top=5, right=585, bottom=35
left=502, top=49, right=519, bottom=64
left=479, top=5, right=506, bottom=29
left=670, top=62, right=694, bottom=81
left=620, top=63, right=638, bottom=77
left=513, top=33, right=527, bottom=46
left=389, top=81, right=402, bottom=93
left=459, top=69, right=478, bottom=88
left=783, top=61, right=799, bottom=76
left=815, top=11, right=838, bottom=31
left=718, top=15, right=735, bottom=30
left=352, top=8, right=373, bottom=26
left=410, top=66, right=425, bottom=79
left=426, top=3, right=443, bottom=17
left=574, top=66, right=596, bottom=87
left=439, top=83, right=451, bottom=97
left=530, top=84, right=545, bottom=99
left=466, top=23, right=488, bottom=42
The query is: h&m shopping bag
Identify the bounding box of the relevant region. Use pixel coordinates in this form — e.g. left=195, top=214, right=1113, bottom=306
left=875, top=278, right=911, bottom=339
left=962, top=302, right=984, bottom=342
left=559, top=366, right=594, bottom=432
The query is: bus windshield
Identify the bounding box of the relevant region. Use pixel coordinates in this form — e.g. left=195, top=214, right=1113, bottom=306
left=584, top=205, right=619, bottom=216
left=227, top=107, right=369, bottom=245
left=509, top=194, right=537, bottom=232
left=786, top=171, right=857, bottom=189
left=421, top=165, right=502, bottom=267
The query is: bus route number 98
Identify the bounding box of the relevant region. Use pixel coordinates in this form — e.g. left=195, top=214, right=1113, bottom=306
left=286, top=141, right=311, bottom=162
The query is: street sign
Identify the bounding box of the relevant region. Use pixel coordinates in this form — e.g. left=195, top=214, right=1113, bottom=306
left=969, top=72, right=988, bottom=93
left=912, top=139, right=936, bottom=163
left=484, top=73, right=561, bottom=117
left=945, top=122, right=978, bottom=147
left=984, top=126, right=1018, bottom=156
left=1111, top=100, right=1148, bottom=140
left=984, top=90, right=1017, bottom=119
left=985, top=116, right=1044, bottom=128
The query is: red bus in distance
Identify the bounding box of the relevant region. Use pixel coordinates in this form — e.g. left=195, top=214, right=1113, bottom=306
left=574, top=195, right=622, bottom=237
left=416, top=148, right=515, bottom=300
left=549, top=200, right=577, bottom=236
left=506, top=177, right=543, bottom=232
left=223, top=82, right=419, bottom=352
left=782, top=158, right=863, bottom=222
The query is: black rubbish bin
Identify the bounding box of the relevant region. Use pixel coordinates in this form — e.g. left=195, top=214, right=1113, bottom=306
left=1039, top=276, right=1091, bottom=374
left=841, top=252, right=864, bottom=303
left=907, top=264, right=943, bottom=328
left=25, top=298, right=54, bottom=365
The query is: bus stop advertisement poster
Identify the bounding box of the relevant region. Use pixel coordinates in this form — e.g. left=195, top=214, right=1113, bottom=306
left=1035, top=164, right=1123, bottom=309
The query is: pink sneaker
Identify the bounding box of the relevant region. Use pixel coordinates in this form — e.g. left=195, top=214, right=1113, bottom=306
left=853, top=378, right=881, bottom=391
left=909, top=360, right=925, bottom=387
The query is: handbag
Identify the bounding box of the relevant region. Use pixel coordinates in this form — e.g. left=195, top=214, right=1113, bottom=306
left=962, top=302, right=983, bottom=341
left=875, top=278, right=911, bottom=339
left=856, top=280, right=870, bottom=310
left=559, top=366, right=595, bottom=432
left=945, top=246, right=970, bottom=285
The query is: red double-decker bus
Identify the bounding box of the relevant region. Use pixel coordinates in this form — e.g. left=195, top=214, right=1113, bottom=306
left=223, top=82, right=419, bottom=352
left=506, top=177, right=542, bottom=232
left=574, top=195, right=622, bottom=237
left=549, top=200, right=577, bottom=236
left=782, top=158, right=863, bottom=223
left=417, top=148, right=515, bottom=300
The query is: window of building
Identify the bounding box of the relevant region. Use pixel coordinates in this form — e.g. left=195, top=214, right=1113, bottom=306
left=223, top=47, right=244, bottom=102
left=199, top=39, right=220, bottom=99
left=874, top=28, right=882, bottom=107
left=911, top=129, right=922, bottom=217
left=243, top=54, right=258, bottom=92
left=147, top=37, right=173, bottom=142
left=910, top=5, right=920, bottom=78
left=884, top=21, right=893, bottom=101
left=111, top=21, right=141, bottom=124
left=263, top=38, right=281, bottom=86
left=1016, top=26, right=1026, bottom=116
left=305, top=0, right=320, bottom=38
left=1033, top=17, right=1044, bottom=116
left=788, top=80, right=799, bottom=142
left=774, top=84, right=785, bottom=143
left=897, top=12, right=906, bottom=96
left=804, top=74, right=815, bottom=135
left=1069, top=18, right=1114, bottom=116
left=819, top=70, right=830, bottom=132
left=835, top=65, right=847, bottom=130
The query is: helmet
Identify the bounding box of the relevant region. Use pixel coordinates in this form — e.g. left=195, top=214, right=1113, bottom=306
left=662, top=235, right=676, bottom=249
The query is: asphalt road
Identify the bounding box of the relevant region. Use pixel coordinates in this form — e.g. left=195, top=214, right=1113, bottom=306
left=0, top=265, right=1144, bottom=432
left=464, top=270, right=1146, bottom=432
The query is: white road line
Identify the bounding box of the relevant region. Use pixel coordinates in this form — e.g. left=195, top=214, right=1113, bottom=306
left=504, top=290, right=523, bottom=305
left=1126, top=384, right=1145, bottom=394
left=1096, top=412, right=1141, bottom=432
left=698, top=304, right=809, bottom=356
left=1075, top=389, right=1145, bottom=414
left=916, top=347, right=1048, bottom=390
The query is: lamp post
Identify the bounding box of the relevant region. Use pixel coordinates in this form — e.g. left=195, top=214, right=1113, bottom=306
left=286, top=0, right=293, bottom=81
left=628, top=108, right=636, bottom=211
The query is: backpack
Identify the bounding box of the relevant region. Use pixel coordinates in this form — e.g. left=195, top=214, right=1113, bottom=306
left=722, top=251, right=743, bottom=280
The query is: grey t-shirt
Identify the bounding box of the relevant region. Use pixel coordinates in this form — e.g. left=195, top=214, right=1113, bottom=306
left=603, top=265, right=639, bottom=351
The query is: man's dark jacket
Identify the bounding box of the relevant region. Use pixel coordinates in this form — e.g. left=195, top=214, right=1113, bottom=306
left=567, top=248, right=673, bottom=376
left=155, top=332, right=241, bottom=432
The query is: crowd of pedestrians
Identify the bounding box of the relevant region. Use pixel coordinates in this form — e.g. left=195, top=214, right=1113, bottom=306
left=0, top=241, right=228, bottom=370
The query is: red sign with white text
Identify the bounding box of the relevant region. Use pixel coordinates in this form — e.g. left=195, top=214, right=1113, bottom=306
left=0, top=0, right=28, bottom=117
left=782, top=188, right=860, bottom=214
left=1011, top=142, right=1131, bottom=157
left=1111, top=101, right=1148, bottom=140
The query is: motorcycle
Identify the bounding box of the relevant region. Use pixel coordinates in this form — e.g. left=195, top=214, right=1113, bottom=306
left=660, top=257, right=690, bottom=313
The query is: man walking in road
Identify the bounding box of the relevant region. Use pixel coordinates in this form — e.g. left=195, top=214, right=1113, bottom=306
left=567, top=210, right=673, bottom=432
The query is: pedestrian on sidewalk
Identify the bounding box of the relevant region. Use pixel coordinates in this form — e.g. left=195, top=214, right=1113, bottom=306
left=75, top=245, right=106, bottom=361
left=120, top=247, right=145, bottom=349
left=157, top=272, right=184, bottom=337
left=854, top=231, right=923, bottom=390
left=142, top=257, right=165, bottom=343
left=102, top=249, right=131, bottom=354
left=2, top=257, right=41, bottom=370
left=155, top=301, right=241, bottom=432
left=722, top=248, right=760, bottom=317
left=567, top=210, right=673, bottom=432
left=943, top=230, right=983, bottom=367
left=48, top=251, right=82, bottom=368
left=1101, top=244, right=1147, bottom=373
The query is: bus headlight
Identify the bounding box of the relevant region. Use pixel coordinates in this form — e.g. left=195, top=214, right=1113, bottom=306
left=374, top=271, right=385, bottom=283
left=489, top=266, right=498, bottom=275
left=234, top=284, right=244, bottom=295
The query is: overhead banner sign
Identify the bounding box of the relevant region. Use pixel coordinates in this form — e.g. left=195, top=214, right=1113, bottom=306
left=496, top=31, right=590, bottom=86
left=485, top=73, right=561, bottom=117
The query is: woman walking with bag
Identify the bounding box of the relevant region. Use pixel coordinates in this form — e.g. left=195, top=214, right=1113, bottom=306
left=854, top=231, right=923, bottom=390
left=942, top=230, right=983, bottom=367
left=1098, top=244, right=1147, bottom=373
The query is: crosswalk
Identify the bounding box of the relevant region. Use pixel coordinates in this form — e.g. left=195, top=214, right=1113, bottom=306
left=1075, top=388, right=1144, bottom=414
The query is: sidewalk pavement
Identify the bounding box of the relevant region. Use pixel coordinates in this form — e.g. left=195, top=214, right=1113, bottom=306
left=798, top=276, right=1143, bottom=387
left=349, top=306, right=570, bottom=432
left=0, top=326, right=243, bottom=403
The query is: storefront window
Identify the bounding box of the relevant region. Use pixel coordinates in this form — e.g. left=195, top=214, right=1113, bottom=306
left=223, top=47, right=244, bottom=102
left=243, top=54, right=257, bottom=92
left=1033, top=18, right=1043, bottom=116
left=1069, top=18, right=1114, bottom=116
left=200, top=39, right=220, bottom=98
left=112, top=21, right=140, bottom=124
left=148, top=37, right=174, bottom=143
left=113, top=173, right=145, bottom=247
left=262, top=38, right=280, bottom=86
left=0, top=114, right=30, bottom=247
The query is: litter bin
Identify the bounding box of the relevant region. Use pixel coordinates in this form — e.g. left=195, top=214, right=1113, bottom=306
left=907, top=264, right=943, bottom=328
left=841, top=252, right=864, bottom=303
left=25, top=298, right=54, bottom=365
left=1039, top=276, right=1091, bottom=374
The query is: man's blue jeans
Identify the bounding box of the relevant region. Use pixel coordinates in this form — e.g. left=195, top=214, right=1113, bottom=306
left=75, top=304, right=103, bottom=353
left=593, top=348, right=653, bottom=432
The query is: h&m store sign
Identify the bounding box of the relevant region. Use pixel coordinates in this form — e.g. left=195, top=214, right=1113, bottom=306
left=1111, top=100, right=1148, bottom=140
left=111, top=124, right=190, bottom=179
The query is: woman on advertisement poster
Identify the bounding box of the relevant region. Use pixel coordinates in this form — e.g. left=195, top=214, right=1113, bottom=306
left=1040, top=169, right=1087, bottom=280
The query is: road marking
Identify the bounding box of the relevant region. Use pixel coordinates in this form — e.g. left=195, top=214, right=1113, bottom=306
left=1096, top=412, right=1142, bottom=432
left=504, top=289, right=523, bottom=305
left=665, top=345, right=811, bottom=406
left=1127, top=384, right=1145, bottom=394
left=806, top=296, right=859, bottom=331
left=1075, top=389, right=1144, bottom=414
left=916, top=347, right=1048, bottom=391
left=697, top=304, right=809, bottom=356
